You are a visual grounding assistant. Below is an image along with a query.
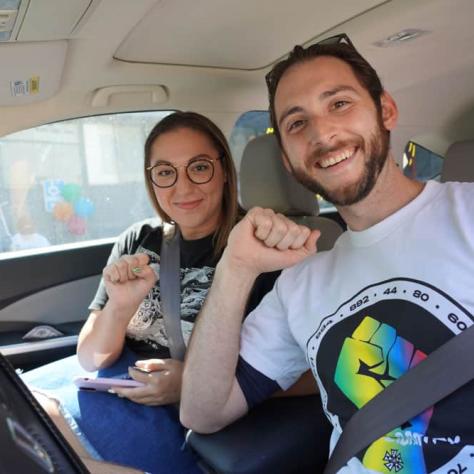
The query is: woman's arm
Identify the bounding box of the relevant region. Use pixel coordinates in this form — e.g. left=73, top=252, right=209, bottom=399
left=77, top=253, right=156, bottom=371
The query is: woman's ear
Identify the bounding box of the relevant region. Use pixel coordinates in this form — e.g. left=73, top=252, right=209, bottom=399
left=380, top=91, right=398, bottom=131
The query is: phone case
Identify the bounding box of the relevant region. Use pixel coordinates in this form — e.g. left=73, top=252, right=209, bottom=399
left=73, top=376, right=145, bottom=392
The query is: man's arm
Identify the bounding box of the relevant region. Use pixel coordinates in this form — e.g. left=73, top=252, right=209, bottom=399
left=180, top=207, right=319, bottom=433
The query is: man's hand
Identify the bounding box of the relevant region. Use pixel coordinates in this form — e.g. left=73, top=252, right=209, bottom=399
left=222, top=207, right=320, bottom=276
left=103, top=253, right=157, bottom=317
left=112, top=359, right=183, bottom=405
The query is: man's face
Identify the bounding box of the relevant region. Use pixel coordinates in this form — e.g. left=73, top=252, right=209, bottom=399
left=274, top=56, right=396, bottom=206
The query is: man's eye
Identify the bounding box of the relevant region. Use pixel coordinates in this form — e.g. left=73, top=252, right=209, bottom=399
left=288, top=119, right=305, bottom=132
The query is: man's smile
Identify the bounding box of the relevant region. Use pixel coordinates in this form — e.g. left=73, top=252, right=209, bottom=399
left=317, top=146, right=357, bottom=169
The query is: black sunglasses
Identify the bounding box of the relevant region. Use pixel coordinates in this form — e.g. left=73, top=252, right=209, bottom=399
left=309, top=33, right=355, bottom=49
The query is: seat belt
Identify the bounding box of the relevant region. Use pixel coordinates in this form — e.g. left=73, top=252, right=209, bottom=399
left=159, top=222, right=186, bottom=361
left=324, top=322, right=474, bottom=474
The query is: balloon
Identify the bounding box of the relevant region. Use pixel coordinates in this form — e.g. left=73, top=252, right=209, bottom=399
left=74, top=197, right=95, bottom=218
left=61, top=183, right=82, bottom=203
left=67, top=215, right=86, bottom=235
left=53, top=201, right=74, bottom=221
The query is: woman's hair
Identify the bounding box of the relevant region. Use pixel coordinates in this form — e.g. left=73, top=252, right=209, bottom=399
left=144, top=111, right=239, bottom=258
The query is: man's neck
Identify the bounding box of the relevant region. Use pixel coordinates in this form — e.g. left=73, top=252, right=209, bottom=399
left=337, top=156, right=425, bottom=231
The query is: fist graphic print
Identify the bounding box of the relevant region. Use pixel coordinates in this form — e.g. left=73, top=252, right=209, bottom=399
left=335, top=316, right=433, bottom=472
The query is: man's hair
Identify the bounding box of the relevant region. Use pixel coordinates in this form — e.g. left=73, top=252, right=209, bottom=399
left=266, top=43, right=384, bottom=145
left=144, top=111, right=239, bottom=258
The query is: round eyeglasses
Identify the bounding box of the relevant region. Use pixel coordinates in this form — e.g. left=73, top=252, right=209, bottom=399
left=147, top=156, right=221, bottom=188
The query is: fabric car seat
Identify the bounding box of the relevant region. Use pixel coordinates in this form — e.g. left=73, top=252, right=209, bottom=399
left=441, top=139, right=474, bottom=182
left=240, top=133, right=344, bottom=251
left=187, top=134, right=340, bottom=473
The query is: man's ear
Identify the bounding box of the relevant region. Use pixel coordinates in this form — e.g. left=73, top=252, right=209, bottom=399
left=380, top=91, right=398, bottom=131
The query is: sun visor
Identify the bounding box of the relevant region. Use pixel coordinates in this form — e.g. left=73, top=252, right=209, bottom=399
left=0, top=40, right=66, bottom=105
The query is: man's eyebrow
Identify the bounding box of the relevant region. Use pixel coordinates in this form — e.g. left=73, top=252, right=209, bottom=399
left=278, top=106, right=304, bottom=128
left=278, top=85, right=359, bottom=127
left=319, top=85, right=359, bottom=100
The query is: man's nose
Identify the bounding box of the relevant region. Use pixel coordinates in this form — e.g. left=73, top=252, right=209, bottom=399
left=306, top=116, right=337, bottom=147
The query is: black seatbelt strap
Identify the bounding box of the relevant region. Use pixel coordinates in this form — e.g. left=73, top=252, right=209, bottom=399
left=160, top=223, right=186, bottom=361
left=324, top=323, right=474, bottom=474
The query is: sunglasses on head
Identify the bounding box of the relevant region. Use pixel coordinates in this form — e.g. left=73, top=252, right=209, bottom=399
left=309, top=33, right=355, bottom=48
left=265, top=33, right=356, bottom=88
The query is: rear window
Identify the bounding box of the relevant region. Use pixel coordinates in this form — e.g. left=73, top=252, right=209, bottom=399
left=0, top=111, right=172, bottom=256
left=402, top=141, right=443, bottom=182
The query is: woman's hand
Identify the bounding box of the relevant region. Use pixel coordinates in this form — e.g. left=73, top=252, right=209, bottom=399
left=111, top=359, right=183, bottom=406
left=103, top=253, right=157, bottom=315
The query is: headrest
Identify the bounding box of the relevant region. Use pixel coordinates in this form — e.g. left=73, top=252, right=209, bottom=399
left=441, top=140, right=474, bottom=182
left=239, top=134, right=319, bottom=216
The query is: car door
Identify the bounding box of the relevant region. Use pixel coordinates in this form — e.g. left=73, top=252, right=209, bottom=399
left=0, top=111, right=171, bottom=370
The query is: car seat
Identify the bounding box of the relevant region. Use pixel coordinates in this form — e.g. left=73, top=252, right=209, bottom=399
left=239, top=133, right=344, bottom=251
left=441, top=139, right=474, bottom=182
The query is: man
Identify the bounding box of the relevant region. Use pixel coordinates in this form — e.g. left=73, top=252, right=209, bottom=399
left=181, top=40, right=474, bottom=473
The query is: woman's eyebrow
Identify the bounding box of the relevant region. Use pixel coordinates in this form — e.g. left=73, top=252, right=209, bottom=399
left=151, top=154, right=213, bottom=166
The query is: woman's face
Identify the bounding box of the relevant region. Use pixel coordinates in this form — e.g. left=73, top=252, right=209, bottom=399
left=149, top=127, right=226, bottom=240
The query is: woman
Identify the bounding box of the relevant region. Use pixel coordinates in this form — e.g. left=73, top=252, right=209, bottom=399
left=24, top=112, right=276, bottom=473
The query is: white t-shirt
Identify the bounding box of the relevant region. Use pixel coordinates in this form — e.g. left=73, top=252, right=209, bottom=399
left=240, top=181, right=474, bottom=473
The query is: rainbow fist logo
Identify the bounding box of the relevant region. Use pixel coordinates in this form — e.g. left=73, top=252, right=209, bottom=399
left=335, top=316, right=433, bottom=472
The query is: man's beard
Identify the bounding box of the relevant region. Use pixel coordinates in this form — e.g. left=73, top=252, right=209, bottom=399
left=288, top=120, right=390, bottom=207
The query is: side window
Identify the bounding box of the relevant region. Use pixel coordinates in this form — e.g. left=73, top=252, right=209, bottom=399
left=0, top=111, right=172, bottom=256
left=229, top=110, right=272, bottom=170
left=229, top=110, right=336, bottom=214
left=402, top=141, right=443, bottom=181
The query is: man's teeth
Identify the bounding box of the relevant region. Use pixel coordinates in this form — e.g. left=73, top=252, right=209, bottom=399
left=319, top=149, right=353, bottom=169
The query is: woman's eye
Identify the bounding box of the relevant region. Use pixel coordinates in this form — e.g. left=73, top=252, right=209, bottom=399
left=332, top=100, right=349, bottom=110
left=190, top=162, right=210, bottom=173
left=157, top=168, right=174, bottom=177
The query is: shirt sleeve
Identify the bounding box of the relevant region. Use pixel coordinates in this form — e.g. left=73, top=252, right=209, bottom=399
left=239, top=275, right=309, bottom=391
left=235, top=356, right=280, bottom=409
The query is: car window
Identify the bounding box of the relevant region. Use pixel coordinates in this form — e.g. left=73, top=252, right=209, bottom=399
left=402, top=141, right=443, bottom=182
left=0, top=111, right=172, bottom=256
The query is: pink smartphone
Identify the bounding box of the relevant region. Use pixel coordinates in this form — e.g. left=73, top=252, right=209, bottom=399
left=73, top=376, right=145, bottom=392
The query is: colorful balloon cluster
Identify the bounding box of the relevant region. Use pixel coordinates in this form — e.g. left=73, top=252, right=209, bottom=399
left=52, top=183, right=95, bottom=235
